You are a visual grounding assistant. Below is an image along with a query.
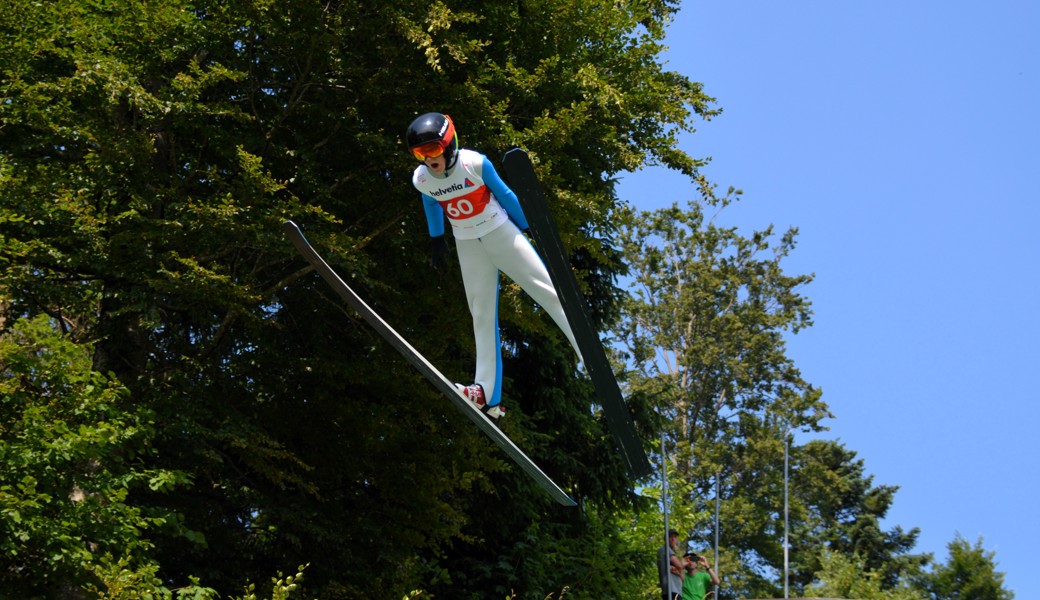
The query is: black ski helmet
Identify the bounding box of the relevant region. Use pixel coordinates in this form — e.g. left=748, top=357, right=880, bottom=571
left=406, top=112, right=458, bottom=167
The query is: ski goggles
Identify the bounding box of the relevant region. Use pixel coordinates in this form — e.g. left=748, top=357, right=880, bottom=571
left=409, top=116, right=456, bottom=161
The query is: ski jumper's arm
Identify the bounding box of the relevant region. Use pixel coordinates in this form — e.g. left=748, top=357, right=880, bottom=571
left=420, top=193, right=449, bottom=269
left=477, top=155, right=529, bottom=230
left=421, top=194, right=445, bottom=237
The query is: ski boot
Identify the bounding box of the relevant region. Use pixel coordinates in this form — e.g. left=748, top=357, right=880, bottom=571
left=454, top=383, right=505, bottom=419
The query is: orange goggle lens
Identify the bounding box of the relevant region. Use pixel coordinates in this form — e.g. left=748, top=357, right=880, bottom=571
left=410, top=141, right=446, bottom=161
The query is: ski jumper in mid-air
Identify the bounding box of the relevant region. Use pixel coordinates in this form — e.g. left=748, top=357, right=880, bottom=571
left=406, top=112, right=580, bottom=419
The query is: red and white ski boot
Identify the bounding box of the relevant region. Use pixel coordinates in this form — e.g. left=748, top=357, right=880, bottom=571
left=454, top=383, right=505, bottom=419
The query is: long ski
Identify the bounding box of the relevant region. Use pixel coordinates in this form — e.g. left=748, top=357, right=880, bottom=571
left=501, top=148, right=653, bottom=479
left=283, top=220, right=576, bottom=507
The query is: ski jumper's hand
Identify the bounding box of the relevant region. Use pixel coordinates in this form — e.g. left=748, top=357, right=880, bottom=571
left=430, top=235, right=449, bottom=270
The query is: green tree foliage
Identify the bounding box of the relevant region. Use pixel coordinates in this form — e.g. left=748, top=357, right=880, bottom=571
left=0, top=315, right=193, bottom=598
left=914, top=535, right=1014, bottom=600
left=804, top=550, right=923, bottom=600
left=616, top=199, right=825, bottom=467
left=2, top=0, right=717, bottom=597
left=616, top=199, right=826, bottom=597
left=789, top=440, right=927, bottom=593
left=804, top=535, right=1015, bottom=600
left=613, top=198, right=948, bottom=600
left=616, top=199, right=928, bottom=599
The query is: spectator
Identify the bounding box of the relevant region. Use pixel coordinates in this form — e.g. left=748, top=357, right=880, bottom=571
left=657, top=529, right=684, bottom=600
left=681, top=552, right=720, bottom=600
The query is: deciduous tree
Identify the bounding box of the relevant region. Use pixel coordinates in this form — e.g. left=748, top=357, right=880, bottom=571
left=0, top=315, right=195, bottom=598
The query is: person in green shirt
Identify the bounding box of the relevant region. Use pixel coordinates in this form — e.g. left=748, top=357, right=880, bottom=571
left=681, top=552, right=720, bottom=600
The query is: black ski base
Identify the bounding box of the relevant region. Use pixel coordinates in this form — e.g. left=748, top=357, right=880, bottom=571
left=502, top=148, right=653, bottom=479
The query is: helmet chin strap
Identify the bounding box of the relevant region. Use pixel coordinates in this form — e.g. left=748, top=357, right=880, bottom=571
left=443, top=137, right=460, bottom=170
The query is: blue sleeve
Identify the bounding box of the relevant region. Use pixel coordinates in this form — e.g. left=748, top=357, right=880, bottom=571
left=421, top=194, right=445, bottom=237
left=480, top=155, right=529, bottom=230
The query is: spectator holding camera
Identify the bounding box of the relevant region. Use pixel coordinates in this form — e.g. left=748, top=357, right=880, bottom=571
left=681, top=552, right=719, bottom=600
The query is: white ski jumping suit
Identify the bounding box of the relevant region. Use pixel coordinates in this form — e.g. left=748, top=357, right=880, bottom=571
left=412, top=149, right=579, bottom=408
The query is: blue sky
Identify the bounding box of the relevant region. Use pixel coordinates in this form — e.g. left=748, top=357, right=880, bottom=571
left=617, top=1, right=1039, bottom=597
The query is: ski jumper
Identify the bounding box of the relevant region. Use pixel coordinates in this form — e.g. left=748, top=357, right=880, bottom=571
left=412, top=149, right=579, bottom=408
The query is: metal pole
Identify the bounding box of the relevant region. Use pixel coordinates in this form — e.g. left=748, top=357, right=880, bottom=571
left=711, top=470, right=719, bottom=586
left=715, top=471, right=721, bottom=593
left=783, top=431, right=789, bottom=599
left=662, top=431, right=670, bottom=559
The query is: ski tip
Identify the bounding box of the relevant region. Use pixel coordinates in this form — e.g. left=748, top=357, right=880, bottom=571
left=283, top=220, right=300, bottom=234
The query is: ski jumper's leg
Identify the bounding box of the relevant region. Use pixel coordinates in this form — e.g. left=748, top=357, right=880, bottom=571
left=483, top=221, right=581, bottom=358
left=455, top=237, right=504, bottom=407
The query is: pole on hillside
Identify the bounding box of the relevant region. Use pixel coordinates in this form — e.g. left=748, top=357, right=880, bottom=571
left=784, top=431, right=790, bottom=599
left=661, top=431, right=670, bottom=553
left=714, top=472, right=720, bottom=567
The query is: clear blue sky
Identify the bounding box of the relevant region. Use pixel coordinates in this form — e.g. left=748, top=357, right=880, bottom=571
left=617, top=1, right=1039, bottom=597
